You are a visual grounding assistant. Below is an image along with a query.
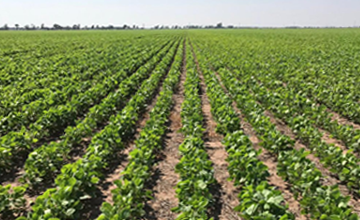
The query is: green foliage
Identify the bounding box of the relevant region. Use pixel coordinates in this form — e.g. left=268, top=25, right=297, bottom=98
left=191, top=32, right=360, bottom=219
left=0, top=184, right=27, bottom=218
left=97, top=40, right=183, bottom=220
left=21, top=37, right=181, bottom=220
left=172, top=42, right=215, bottom=219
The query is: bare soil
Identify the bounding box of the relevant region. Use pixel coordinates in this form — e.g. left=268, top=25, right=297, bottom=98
left=144, top=44, right=186, bottom=219
left=189, top=43, right=241, bottom=220
left=327, top=108, right=360, bottom=130
left=199, top=76, right=241, bottom=220
left=318, top=128, right=350, bottom=153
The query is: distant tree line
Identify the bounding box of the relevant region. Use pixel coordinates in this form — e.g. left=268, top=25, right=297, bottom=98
left=0, top=23, right=144, bottom=30
left=1, top=22, right=359, bottom=31
left=0, top=22, right=237, bottom=30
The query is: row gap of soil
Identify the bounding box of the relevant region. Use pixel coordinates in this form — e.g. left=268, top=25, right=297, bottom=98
left=143, top=40, right=187, bottom=220
left=279, top=78, right=360, bottom=153
left=317, top=127, right=352, bottom=154
left=191, top=42, right=241, bottom=220
left=247, top=76, right=360, bottom=212
left=262, top=105, right=360, bottom=215
left=327, top=109, right=360, bottom=130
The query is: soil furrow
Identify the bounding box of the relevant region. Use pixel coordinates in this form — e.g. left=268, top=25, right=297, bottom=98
left=275, top=78, right=360, bottom=130
left=199, top=76, right=241, bottom=220
left=144, top=40, right=186, bottom=220
left=190, top=44, right=240, bottom=220
left=325, top=107, right=360, bottom=130
left=318, top=127, right=350, bottom=153
left=243, top=112, right=307, bottom=220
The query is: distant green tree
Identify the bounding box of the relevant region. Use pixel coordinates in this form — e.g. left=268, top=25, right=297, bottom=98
left=53, top=24, right=63, bottom=30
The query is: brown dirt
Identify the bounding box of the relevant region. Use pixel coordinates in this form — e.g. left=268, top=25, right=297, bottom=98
left=189, top=43, right=241, bottom=220
left=1, top=171, right=23, bottom=187
left=79, top=105, right=155, bottom=220
left=327, top=108, right=360, bottom=130
left=243, top=121, right=307, bottom=219
left=1, top=173, right=37, bottom=216
left=264, top=111, right=295, bottom=138
left=318, top=128, right=350, bottom=153
left=199, top=78, right=241, bottom=220
left=256, top=81, right=360, bottom=212
left=318, top=126, right=360, bottom=159
left=144, top=42, right=186, bottom=220
left=1, top=167, right=39, bottom=215
left=283, top=79, right=360, bottom=157
left=99, top=147, right=134, bottom=205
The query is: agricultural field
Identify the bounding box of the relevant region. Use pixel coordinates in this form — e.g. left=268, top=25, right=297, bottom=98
left=1, top=29, right=360, bottom=220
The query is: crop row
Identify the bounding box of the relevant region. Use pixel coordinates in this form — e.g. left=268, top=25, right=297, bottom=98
left=0, top=40, right=118, bottom=100
left=210, top=34, right=360, bottom=155
left=0, top=37, right=162, bottom=134
left=171, top=40, right=216, bottom=219
left=0, top=34, right=145, bottom=92
left=193, top=33, right=360, bottom=197
left=192, top=43, right=294, bottom=219
left=97, top=39, right=184, bottom=220
left=239, top=66, right=360, bottom=153
left=232, top=67, right=360, bottom=196
left=215, top=67, right=358, bottom=219
left=21, top=39, right=177, bottom=185
left=190, top=32, right=360, bottom=125
left=1, top=39, right=180, bottom=219
left=275, top=61, right=360, bottom=124
left=204, top=32, right=360, bottom=196
left=0, top=39, right=175, bottom=172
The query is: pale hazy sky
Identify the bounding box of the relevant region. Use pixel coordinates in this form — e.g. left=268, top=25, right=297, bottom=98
left=0, top=0, right=359, bottom=28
